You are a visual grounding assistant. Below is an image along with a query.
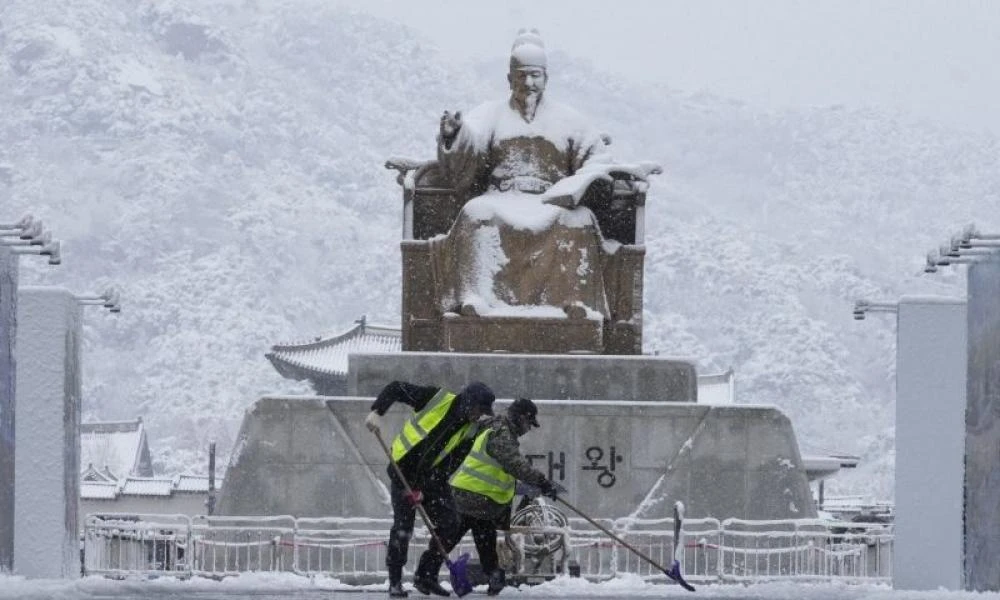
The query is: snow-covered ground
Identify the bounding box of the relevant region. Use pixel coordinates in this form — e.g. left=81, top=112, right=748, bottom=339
left=1, top=574, right=997, bottom=600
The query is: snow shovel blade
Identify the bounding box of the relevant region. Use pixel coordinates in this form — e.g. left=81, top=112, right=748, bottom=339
left=447, top=552, right=473, bottom=597
left=664, top=559, right=696, bottom=592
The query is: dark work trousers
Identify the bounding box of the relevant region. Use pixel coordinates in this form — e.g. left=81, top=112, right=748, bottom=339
left=415, top=512, right=504, bottom=581
left=386, top=468, right=458, bottom=585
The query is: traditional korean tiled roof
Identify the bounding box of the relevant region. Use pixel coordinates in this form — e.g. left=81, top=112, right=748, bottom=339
left=81, top=463, right=116, bottom=483
left=175, top=474, right=217, bottom=493
left=80, top=418, right=154, bottom=480
left=120, top=477, right=174, bottom=496
left=266, top=317, right=402, bottom=380
left=800, top=444, right=860, bottom=481
left=81, top=481, right=119, bottom=500
left=81, top=474, right=223, bottom=500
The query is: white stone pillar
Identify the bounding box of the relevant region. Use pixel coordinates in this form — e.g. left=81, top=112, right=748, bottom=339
left=0, top=247, right=17, bottom=572
left=965, top=260, right=1000, bottom=592
left=894, top=296, right=966, bottom=591
left=14, top=287, right=81, bottom=578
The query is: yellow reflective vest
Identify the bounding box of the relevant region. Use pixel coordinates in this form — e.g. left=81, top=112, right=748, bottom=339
left=390, top=389, right=473, bottom=467
left=449, top=427, right=515, bottom=505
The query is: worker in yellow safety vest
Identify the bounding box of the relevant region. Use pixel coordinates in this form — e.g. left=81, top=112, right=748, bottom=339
left=413, top=397, right=561, bottom=596
left=364, top=380, right=496, bottom=599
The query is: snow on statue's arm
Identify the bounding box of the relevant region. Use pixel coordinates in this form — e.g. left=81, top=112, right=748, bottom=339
left=543, top=121, right=661, bottom=208
left=542, top=160, right=663, bottom=208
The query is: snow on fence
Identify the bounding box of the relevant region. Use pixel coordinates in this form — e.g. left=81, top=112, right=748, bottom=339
left=83, top=514, right=191, bottom=578
left=82, top=513, right=892, bottom=585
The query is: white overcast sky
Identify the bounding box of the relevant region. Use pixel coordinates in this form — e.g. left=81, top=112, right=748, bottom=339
left=337, top=0, right=1000, bottom=135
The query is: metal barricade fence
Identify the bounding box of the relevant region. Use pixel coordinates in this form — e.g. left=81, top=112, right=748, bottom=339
left=83, top=513, right=892, bottom=585
left=717, top=518, right=892, bottom=584
left=292, top=517, right=392, bottom=583
left=84, top=514, right=193, bottom=578
left=600, top=516, right=721, bottom=584
left=189, top=515, right=295, bottom=577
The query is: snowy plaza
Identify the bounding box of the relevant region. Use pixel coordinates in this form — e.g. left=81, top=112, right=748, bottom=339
left=0, top=574, right=993, bottom=600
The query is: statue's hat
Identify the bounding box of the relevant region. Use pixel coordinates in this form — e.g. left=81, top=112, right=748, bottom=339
left=510, top=28, right=546, bottom=69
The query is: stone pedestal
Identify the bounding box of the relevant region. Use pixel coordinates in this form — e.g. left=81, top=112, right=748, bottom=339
left=238, top=341, right=815, bottom=524
left=347, top=351, right=698, bottom=403
left=14, top=287, right=81, bottom=579
left=893, top=297, right=966, bottom=591
left=218, top=395, right=815, bottom=521
left=0, top=247, right=17, bottom=572
left=218, top=396, right=391, bottom=517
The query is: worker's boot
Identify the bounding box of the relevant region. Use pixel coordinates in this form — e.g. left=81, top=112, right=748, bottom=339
left=388, top=564, right=408, bottom=598
left=413, top=577, right=451, bottom=597
left=487, top=569, right=505, bottom=596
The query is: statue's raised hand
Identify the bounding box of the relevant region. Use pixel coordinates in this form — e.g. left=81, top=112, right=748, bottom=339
left=440, top=110, right=463, bottom=144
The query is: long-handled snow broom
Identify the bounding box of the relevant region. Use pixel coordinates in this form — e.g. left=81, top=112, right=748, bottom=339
left=367, top=423, right=473, bottom=597
left=554, top=496, right=696, bottom=592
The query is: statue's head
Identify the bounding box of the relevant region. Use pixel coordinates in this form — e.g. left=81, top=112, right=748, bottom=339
left=507, top=29, right=548, bottom=120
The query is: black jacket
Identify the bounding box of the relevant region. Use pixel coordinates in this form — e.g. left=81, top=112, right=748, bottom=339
left=371, top=381, right=476, bottom=489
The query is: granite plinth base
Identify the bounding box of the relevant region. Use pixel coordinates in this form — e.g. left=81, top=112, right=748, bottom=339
left=347, top=351, right=697, bottom=403
left=217, top=395, right=816, bottom=522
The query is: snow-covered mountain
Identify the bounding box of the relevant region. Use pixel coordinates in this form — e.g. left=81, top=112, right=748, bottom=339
left=3, top=0, right=997, bottom=498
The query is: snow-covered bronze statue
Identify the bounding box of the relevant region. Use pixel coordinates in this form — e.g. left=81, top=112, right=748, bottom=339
left=387, top=29, right=660, bottom=355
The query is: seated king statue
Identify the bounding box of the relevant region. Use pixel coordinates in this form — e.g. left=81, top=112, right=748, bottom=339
left=393, top=29, right=660, bottom=354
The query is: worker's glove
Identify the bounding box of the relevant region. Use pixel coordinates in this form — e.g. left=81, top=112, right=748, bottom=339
left=539, top=480, right=565, bottom=500
left=404, top=489, right=424, bottom=506
left=365, top=410, right=383, bottom=432
left=515, top=481, right=542, bottom=499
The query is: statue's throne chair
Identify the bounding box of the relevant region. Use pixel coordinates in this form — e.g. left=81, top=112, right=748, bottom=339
left=386, top=158, right=648, bottom=355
